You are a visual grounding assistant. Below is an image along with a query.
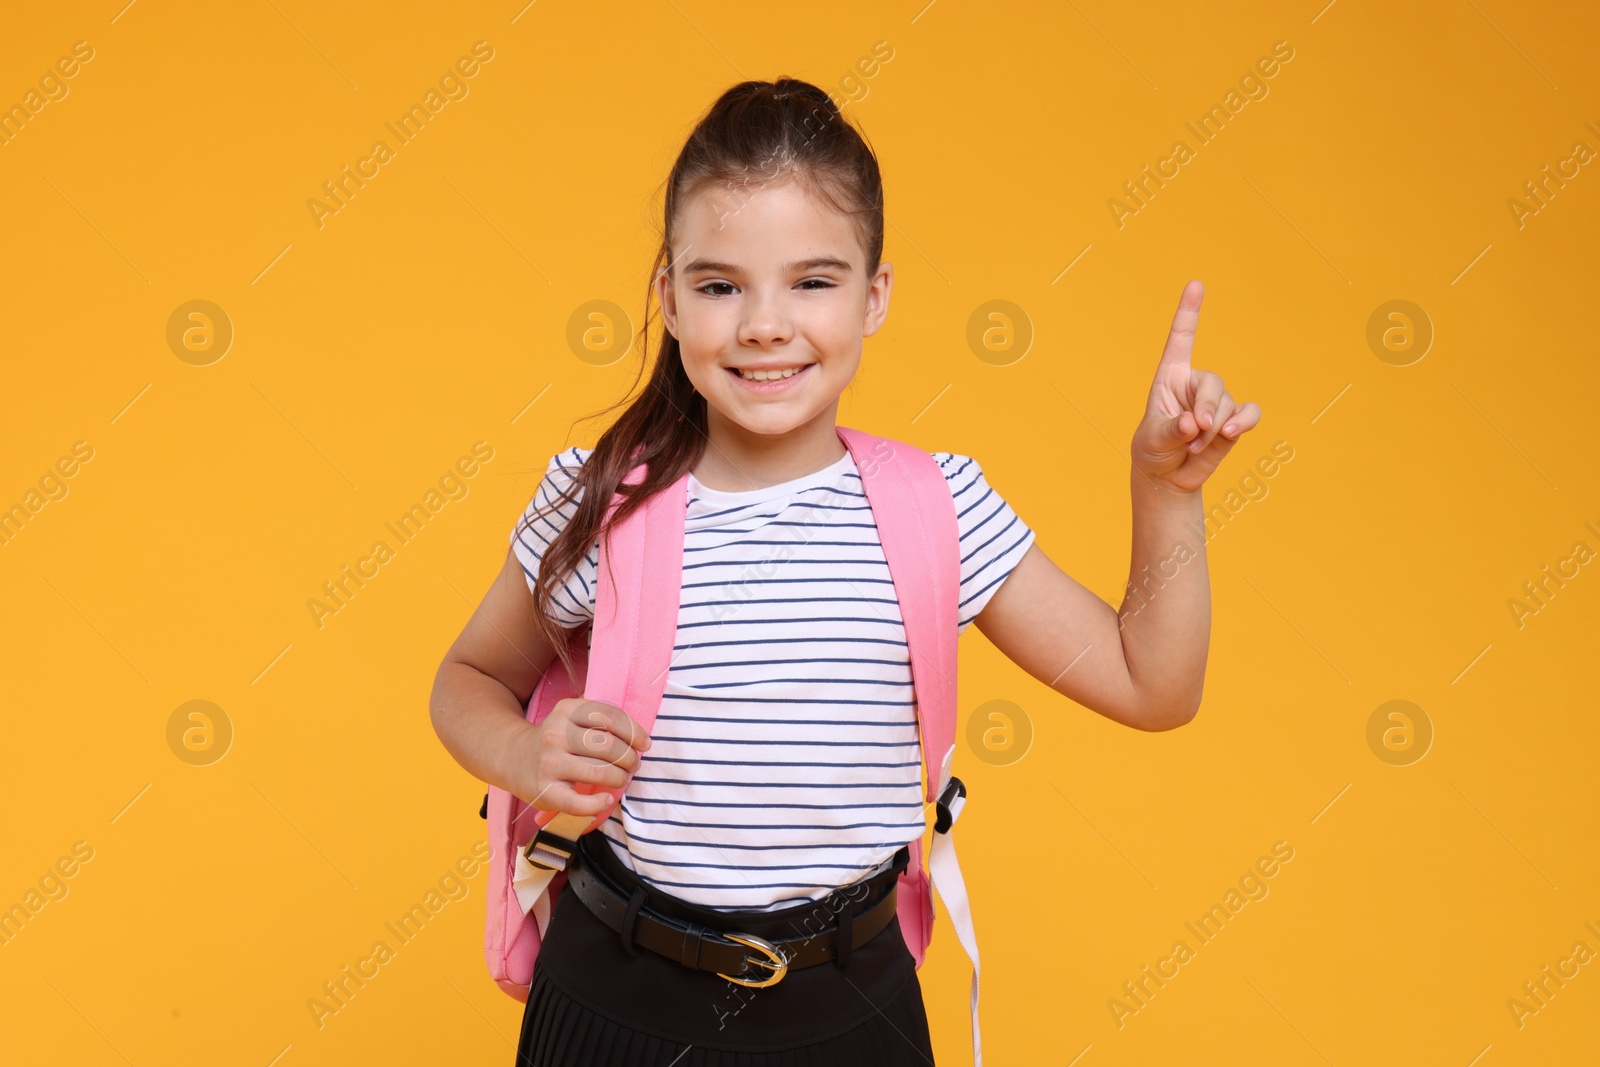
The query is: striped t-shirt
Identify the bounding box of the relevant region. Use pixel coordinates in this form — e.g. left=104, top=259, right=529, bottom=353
left=510, top=442, right=1036, bottom=911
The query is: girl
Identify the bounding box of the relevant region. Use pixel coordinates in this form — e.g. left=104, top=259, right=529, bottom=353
left=430, top=77, right=1259, bottom=1065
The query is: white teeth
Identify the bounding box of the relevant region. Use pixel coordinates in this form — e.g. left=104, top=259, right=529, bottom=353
left=737, top=366, right=806, bottom=381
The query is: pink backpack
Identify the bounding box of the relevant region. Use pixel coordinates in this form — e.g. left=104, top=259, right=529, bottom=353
left=481, top=425, right=984, bottom=1064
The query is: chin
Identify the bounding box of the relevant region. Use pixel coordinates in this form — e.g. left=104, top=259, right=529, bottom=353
left=730, top=391, right=837, bottom=425
left=720, top=411, right=814, bottom=436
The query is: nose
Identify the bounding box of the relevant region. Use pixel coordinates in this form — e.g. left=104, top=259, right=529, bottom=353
left=737, top=286, right=792, bottom=348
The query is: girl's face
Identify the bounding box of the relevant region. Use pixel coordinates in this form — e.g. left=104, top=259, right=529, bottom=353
left=656, top=177, right=892, bottom=441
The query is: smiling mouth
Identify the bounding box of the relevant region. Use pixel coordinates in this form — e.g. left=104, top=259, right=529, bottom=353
left=725, top=363, right=815, bottom=391
left=727, top=364, right=813, bottom=381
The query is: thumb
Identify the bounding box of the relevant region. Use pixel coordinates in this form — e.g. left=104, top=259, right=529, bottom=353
left=1148, top=408, right=1197, bottom=452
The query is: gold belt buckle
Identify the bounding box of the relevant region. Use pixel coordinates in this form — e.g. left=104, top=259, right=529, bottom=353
left=716, top=932, right=790, bottom=988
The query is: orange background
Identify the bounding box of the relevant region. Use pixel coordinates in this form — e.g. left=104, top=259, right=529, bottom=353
left=2, top=1, right=1597, bottom=1063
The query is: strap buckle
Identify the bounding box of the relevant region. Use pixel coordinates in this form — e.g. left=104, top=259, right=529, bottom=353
left=522, top=826, right=580, bottom=872
left=715, top=932, right=790, bottom=988
left=934, top=776, right=967, bottom=835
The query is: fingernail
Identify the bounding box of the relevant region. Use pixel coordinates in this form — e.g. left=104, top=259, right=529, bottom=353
left=1223, top=423, right=1236, bottom=435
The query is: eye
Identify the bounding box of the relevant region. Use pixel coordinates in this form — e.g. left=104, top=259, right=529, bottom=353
left=797, top=278, right=836, bottom=290
left=697, top=282, right=737, bottom=297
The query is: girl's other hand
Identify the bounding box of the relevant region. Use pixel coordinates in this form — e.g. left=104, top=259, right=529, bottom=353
left=1129, top=280, right=1263, bottom=495
left=507, top=697, right=653, bottom=819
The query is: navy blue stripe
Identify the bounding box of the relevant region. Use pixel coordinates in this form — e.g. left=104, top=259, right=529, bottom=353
left=682, top=516, right=879, bottom=538
left=962, top=493, right=1009, bottom=541
left=674, top=634, right=909, bottom=651
left=511, top=554, right=588, bottom=624
left=614, top=874, right=874, bottom=892
left=644, top=755, right=920, bottom=769
left=687, top=676, right=913, bottom=690
left=758, top=518, right=883, bottom=531
left=619, top=831, right=917, bottom=855
left=620, top=812, right=924, bottom=831
left=685, top=539, right=884, bottom=552
left=674, top=615, right=908, bottom=632
left=681, top=557, right=888, bottom=573
left=962, top=510, right=1023, bottom=568
left=768, top=499, right=871, bottom=511
left=955, top=484, right=995, bottom=524
left=621, top=796, right=925, bottom=809
left=680, top=575, right=896, bottom=590
left=962, top=527, right=1029, bottom=588
left=959, top=528, right=1036, bottom=610
left=651, top=736, right=916, bottom=748
left=669, top=655, right=909, bottom=671
left=632, top=776, right=915, bottom=789
left=619, top=853, right=914, bottom=874
left=661, top=694, right=914, bottom=706
left=653, top=714, right=915, bottom=727
left=689, top=500, right=786, bottom=523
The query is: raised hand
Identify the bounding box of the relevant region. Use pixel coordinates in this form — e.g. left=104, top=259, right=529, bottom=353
left=1129, top=280, right=1262, bottom=494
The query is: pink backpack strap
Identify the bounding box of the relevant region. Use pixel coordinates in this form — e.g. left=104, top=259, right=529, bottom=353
left=837, top=425, right=984, bottom=1067
left=511, top=457, right=687, bottom=920
left=836, top=426, right=959, bottom=798
left=584, top=459, right=686, bottom=730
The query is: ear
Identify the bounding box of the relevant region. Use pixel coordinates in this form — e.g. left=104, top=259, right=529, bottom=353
left=655, top=267, right=679, bottom=340
left=862, top=261, right=893, bottom=338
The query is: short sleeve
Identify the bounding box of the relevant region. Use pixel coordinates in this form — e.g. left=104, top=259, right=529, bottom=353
left=509, top=447, right=600, bottom=626
left=932, top=453, right=1037, bottom=635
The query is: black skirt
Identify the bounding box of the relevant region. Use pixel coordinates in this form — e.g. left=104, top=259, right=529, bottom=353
left=514, top=831, right=936, bottom=1065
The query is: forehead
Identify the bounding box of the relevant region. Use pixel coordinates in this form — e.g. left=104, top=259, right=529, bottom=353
left=673, top=177, right=861, bottom=268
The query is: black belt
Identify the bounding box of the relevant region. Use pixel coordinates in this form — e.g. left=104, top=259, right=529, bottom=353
left=562, top=832, right=907, bottom=988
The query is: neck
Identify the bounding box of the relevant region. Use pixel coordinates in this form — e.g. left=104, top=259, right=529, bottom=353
left=691, top=405, right=848, bottom=492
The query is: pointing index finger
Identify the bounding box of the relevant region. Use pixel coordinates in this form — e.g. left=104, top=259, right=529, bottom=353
left=1159, top=280, right=1205, bottom=367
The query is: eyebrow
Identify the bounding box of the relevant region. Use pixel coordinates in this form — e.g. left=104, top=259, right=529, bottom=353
left=681, top=256, right=855, bottom=275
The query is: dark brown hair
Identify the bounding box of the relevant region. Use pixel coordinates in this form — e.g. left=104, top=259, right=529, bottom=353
left=516, top=77, right=885, bottom=684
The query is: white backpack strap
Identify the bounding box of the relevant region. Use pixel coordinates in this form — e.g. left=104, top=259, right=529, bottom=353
left=512, top=809, right=592, bottom=929
left=931, top=763, right=983, bottom=1066
left=513, top=849, right=554, bottom=930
